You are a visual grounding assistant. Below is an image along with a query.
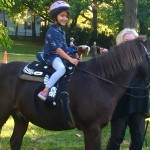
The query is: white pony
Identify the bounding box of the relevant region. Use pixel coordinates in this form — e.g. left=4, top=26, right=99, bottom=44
left=77, top=45, right=90, bottom=59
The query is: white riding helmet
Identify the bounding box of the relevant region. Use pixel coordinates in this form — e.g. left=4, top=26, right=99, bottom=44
left=49, top=1, right=70, bottom=20
left=70, top=37, right=74, bottom=41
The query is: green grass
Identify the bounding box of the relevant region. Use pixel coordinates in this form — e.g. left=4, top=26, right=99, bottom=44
left=9, top=40, right=43, bottom=54
left=0, top=117, right=84, bottom=150
left=0, top=39, right=150, bottom=149
left=1, top=118, right=150, bottom=150
left=0, top=39, right=42, bottom=62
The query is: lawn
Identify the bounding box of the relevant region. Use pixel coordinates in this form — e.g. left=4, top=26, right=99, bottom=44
left=1, top=118, right=150, bottom=150
left=0, top=39, right=150, bottom=150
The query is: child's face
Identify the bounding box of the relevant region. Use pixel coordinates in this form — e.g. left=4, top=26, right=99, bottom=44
left=56, top=11, right=69, bottom=26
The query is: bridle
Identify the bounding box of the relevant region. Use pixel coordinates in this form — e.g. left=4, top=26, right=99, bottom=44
left=141, top=42, right=150, bottom=58
left=140, top=42, right=150, bottom=83
left=76, top=42, right=150, bottom=98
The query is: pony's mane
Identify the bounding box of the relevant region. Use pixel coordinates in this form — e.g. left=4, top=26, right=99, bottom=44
left=78, top=37, right=146, bottom=78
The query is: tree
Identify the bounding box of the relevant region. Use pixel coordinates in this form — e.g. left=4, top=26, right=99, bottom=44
left=91, top=0, right=98, bottom=39
left=0, top=0, right=13, bottom=48
left=0, top=0, right=150, bottom=48
left=0, top=22, right=13, bottom=49
left=138, top=0, right=150, bottom=35
left=124, top=0, right=138, bottom=28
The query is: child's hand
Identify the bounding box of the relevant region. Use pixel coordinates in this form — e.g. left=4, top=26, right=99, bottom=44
left=69, top=58, right=79, bottom=66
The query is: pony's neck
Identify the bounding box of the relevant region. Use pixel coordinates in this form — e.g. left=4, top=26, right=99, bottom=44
left=109, top=69, right=137, bottom=112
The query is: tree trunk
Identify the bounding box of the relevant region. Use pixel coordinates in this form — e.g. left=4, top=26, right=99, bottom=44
left=24, top=21, right=27, bottom=37
left=15, top=23, right=18, bottom=38
left=32, top=15, right=36, bottom=38
left=92, top=7, right=97, bottom=38
left=124, top=0, right=138, bottom=28
left=2, top=11, right=6, bottom=25
left=92, top=0, right=98, bottom=39
left=139, top=20, right=148, bottom=35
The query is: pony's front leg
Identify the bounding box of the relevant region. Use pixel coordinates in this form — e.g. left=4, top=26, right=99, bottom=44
left=83, top=124, right=101, bottom=150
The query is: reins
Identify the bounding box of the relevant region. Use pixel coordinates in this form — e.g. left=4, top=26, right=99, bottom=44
left=141, top=42, right=150, bottom=57
left=76, top=66, right=149, bottom=98
left=76, top=66, right=149, bottom=90
left=76, top=42, right=150, bottom=98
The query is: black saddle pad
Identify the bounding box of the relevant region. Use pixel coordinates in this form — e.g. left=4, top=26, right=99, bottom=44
left=19, top=61, right=54, bottom=82
left=23, top=61, right=54, bottom=77
left=19, top=61, right=75, bottom=83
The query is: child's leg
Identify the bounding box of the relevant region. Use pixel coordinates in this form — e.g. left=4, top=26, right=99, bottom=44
left=46, top=57, right=66, bottom=88
left=38, top=57, right=66, bottom=100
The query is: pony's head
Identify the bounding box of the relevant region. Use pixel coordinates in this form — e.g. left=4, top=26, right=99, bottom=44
left=79, top=45, right=90, bottom=55
left=136, top=37, right=150, bottom=82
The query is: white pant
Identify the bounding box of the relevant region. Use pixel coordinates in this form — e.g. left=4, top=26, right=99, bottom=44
left=46, top=57, right=66, bottom=88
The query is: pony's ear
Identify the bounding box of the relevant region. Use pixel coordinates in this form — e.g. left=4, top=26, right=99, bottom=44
left=136, top=35, right=147, bottom=42
left=135, top=36, right=147, bottom=47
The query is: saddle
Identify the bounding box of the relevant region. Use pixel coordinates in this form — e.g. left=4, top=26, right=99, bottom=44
left=20, top=60, right=74, bottom=82
left=19, top=60, right=75, bottom=127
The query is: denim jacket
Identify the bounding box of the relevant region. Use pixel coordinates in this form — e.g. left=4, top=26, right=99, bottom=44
left=42, top=23, right=68, bottom=65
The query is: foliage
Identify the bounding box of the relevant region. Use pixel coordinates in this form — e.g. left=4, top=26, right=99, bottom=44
left=99, top=1, right=125, bottom=35
left=69, top=0, right=91, bottom=27
left=70, top=0, right=124, bottom=36
left=0, top=23, right=13, bottom=49
left=138, top=0, right=150, bottom=35
left=0, top=0, right=150, bottom=48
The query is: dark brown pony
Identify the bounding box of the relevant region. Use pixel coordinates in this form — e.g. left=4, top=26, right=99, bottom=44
left=0, top=37, right=150, bottom=150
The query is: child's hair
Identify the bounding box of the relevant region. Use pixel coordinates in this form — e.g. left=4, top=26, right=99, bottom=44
left=49, top=1, right=70, bottom=21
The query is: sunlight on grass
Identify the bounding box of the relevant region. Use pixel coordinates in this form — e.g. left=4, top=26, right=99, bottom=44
left=1, top=117, right=14, bottom=137
left=0, top=117, right=84, bottom=150
left=14, top=43, right=24, bottom=46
